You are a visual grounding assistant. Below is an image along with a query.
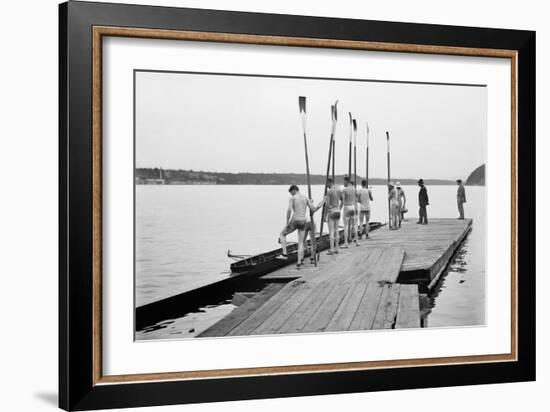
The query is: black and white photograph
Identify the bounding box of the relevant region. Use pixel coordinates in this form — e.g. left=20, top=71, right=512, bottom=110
left=0, top=0, right=541, bottom=410
left=134, top=70, right=486, bottom=340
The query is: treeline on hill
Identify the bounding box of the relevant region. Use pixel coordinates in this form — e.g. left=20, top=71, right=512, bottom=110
left=136, top=168, right=457, bottom=186
left=465, top=164, right=485, bottom=185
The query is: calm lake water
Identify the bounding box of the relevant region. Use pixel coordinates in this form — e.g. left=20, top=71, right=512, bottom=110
left=135, top=184, right=485, bottom=340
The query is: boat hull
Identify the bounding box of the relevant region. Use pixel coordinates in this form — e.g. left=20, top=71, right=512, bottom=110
left=230, top=222, right=384, bottom=273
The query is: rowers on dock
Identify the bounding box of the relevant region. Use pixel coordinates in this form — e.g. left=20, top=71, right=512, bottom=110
left=388, top=181, right=400, bottom=230
left=342, top=176, right=359, bottom=247
left=315, top=178, right=343, bottom=254
left=396, top=182, right=407, bottom=227
left=279, top=184, right=317, bottom=269
left=357, top=179, right=373, bottom=239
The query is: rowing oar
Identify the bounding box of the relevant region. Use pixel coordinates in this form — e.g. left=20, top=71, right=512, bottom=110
left=352, top=119, right=358, bottom=242
left=366, top=121, right=370, bottom=187
left=298, top=96, right=317, bottom=267
left=318, top=100, right=339, bottom=260
left=331, top=126, right=336, bottom=182
left=386, top=131, right=391, bottom=229
left=348, top=112, right=353, bottom=179
left=353, top=119, right=357, bottom=188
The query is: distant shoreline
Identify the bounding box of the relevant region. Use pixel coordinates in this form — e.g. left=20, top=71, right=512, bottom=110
left=136, top=168, right=484, bottom=186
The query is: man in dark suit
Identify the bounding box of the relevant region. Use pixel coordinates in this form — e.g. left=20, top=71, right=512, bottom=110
left=417, top=179, right=429, bottom=224
left=456, top=179, right=466, bottom=219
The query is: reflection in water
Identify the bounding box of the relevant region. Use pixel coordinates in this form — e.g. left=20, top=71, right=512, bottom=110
left=423, top=228, right=485, bottom=328
left=136, top=279, right=269, bottom=340
left=137, top=301, right=235, bottom=340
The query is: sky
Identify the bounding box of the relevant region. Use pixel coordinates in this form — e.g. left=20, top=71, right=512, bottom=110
left=135, top=70, right=486, bottom=180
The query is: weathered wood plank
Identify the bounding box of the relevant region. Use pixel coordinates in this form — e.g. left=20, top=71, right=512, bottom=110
left=277, top=283, right=334, bottom=334
left=348, top=248, right=384, bottom=283
left=372, top=284, right=401, bottom=329
left=325, top=283, right=368, bottom=331
left=302, top=284, right=351, bottom=333
left=198, top=283, right=285, bottom=337
left=252, top=282, right=316, bottom=335
left=226, top=280, right=307, bottom=336
left=349, top=282, right=385, bottom=330
left=395, top=284, right=421, bottom=329
left=375, top=248, right=406, bottom=283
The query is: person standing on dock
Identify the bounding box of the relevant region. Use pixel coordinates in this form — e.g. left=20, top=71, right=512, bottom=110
left=456, top=179, right=466, bottom=219
left=357, top=179, right=373, bottom=239
left=316, top=178, right=343, bottom=254
left=388, top=181, right=400, bottom=230
left=396, top=182, right=407, bottom=226
left=342, top=176, right=359, bottom=247
left=279, top=185, right=316, bottom=269
left=417, top=179, right=429, bottom=225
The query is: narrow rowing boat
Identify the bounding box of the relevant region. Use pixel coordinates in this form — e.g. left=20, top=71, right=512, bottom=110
left=229, top=221, right=384, bottom=274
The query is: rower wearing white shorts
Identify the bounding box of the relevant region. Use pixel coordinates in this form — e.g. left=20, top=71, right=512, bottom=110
left=357, top=179, right=373, bottom=238
left=316, top=178, right=343, bottom=254
left=342, top=176, right=359, bottom=247
left=388, top=181, right=400, bottom=230
left=279, top=185, right=316, bottom=268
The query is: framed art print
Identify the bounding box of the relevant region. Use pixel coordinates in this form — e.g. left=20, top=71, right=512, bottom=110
left=59, top=1, right=535, bottom=410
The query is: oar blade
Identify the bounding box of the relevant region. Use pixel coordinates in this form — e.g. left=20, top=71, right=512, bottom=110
left=298, top=96, right=306, bottom=114
left=298, top=96, right=307, bottom=131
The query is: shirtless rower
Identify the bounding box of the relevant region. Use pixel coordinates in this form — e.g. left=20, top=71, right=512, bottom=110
left=396, top=182, right=407, bottom=227
left=357, top=179, right=373, bottom=239
left=315, top=178, right=343, bottom=254
left=279, top=185, right=316, bottom=269
left=388, top=181, right=400, bottom=230
left=342, top=176, right=359, bottom=247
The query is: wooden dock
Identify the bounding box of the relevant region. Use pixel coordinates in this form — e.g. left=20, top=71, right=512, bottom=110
left=199, top=218, right=471, bottom=338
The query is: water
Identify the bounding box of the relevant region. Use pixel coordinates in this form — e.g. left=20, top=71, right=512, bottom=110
left=135, top=184, right=485, bottom=339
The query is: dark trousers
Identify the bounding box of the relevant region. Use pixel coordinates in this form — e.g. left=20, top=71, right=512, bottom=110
left=457, top=200, right=465, bottom=219
left=419, top=206, right=428, bottom=224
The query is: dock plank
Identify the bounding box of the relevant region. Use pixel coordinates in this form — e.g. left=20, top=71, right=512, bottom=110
left=325, top=283, right=368, bottom=331
left=277, top=283, right=335, bottom=334
left=198, top=283, right=285, bottom=337
left=349, top=283, right=385, bottom=330
left=226, top=280, right=307, bottom=336
left=302, top=284, right=351, bottom=333
left=252, top=282, right=316, bottom=335
left=375, top=248, right=406, bottom=283
left=395, top=284, right=421, bottom=329
left=372, top=284, right=401, bottom=329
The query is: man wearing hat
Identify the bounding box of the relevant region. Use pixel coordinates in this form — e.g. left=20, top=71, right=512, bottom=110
left=417, top=179, right=429, bottom=224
